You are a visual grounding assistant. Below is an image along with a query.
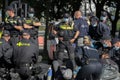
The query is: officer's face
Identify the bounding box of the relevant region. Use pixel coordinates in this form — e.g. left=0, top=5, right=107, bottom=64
left=6, top=10, right=14, bottom=17
left=28, top=13, right=34, bottom=18
left=91, top=20, right=98, bottom=27
left=103, top=40, right=112, bottom=47
left=3, top=35, right=10, bottom=42
left=114, top=41, right=120, bottom=47
left=63, top=18, right=69, bottom=23
left=22, top=33, right=30, bottom=39
left=74, top=11, right=82, bottom=19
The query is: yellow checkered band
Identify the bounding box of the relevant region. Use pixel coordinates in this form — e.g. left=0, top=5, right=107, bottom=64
left=16, top=42, right=30, bottom=47
left=60, top=24, right=73, bottom=30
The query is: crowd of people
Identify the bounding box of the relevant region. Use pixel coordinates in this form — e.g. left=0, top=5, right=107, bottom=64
left=49, top=10, right=120, bottom=80
left=0, top=5, right=120, bottom=80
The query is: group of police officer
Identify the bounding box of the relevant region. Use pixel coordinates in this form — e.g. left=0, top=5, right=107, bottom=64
left=0, top=6, right=42, bottom=80
left=49, top=10, right=120, bottom=80
left=0, top=5, right=120, bottom=80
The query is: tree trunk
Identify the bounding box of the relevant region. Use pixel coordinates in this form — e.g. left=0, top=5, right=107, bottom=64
left=96, top=4, right=103, bottom=18
left=111, top=20, right=118, bottom=37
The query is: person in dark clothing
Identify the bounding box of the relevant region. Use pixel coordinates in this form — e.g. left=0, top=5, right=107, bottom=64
left=75, top=36, right=102, bottom=80
left=100, top=11, right=111, bottom=28
left=100, top=49, right=120, bottom=80
left=74, top=10, right=89, bottom=47
left=53, top=13, right=78, bottom=79
left=109, top=38, right=120, bottom=72
left=89, top=16, right=110, bottom=41
left=4, top=6, right=23, bottom=46
left=12, top=30, right=39, bottom=80
left=0, top=30, right=13, bottom=80
left=0, top=30, right=13, bottom=68
left=23, top=7, right=41, bottom=45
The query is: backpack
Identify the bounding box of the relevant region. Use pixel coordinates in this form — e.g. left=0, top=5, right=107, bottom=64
left=100, top=59, right=120, bottom=80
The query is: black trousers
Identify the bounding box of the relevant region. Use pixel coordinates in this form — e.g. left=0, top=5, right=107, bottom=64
left=56, top=41, right=76, bottom=70
left=76, top=61, right=102, bottom=80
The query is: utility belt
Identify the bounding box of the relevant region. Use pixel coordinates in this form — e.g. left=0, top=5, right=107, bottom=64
left=63, top=37, right=72, bottom=41
left=83, top=58, right=99, bottom=65
left=17, top=63, right=42, bottom=74
left=17, top=63, right=32, bottom=68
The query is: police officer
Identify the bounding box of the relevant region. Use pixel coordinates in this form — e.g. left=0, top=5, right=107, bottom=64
left=74, top=10, right=89, bottom=47
left=0, top=30, right=13, bottom=80
left=53, top=13, right=78, bottom=77
left=12, top=30, right=39, bottom=80
left=4, top=6, right=23, bottom=46
left=89, top=16, right=111, bottom=41
left=100, top=11, right=111, bottom=28
left=109, top=38, right=120, bottom=72
left=23, top=7, right=41, bottom=45
left=75, top=36, right=102, bottom=80
left=0, top=30, right=13, bottom=68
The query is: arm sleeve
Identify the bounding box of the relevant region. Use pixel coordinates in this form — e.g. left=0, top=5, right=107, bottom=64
left=3, top=43, right=13, bottom=64
left=101, top=23, right=110, bottom=36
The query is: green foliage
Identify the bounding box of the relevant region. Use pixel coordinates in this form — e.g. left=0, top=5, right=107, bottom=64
left=117, top=20, right=120, bottom=31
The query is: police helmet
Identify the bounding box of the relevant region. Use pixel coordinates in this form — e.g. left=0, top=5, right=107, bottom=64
left=28, top=8, right=34, bottom=13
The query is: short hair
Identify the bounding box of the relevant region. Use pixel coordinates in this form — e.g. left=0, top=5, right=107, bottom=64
left=74, top=10, right=82, bottom=18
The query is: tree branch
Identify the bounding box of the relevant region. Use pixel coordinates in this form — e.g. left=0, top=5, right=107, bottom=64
left=93, top=0, right=97, bottom=5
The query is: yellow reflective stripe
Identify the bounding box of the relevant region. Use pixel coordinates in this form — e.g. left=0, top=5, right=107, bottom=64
left=5, top=17, right=9, bottom=23
left=16, top=42, right=30, bottom=47
left=25, top=20, right=32, bottom=24
left=60, top=25, right=73, bottom=30
left=9, top=20, right=17, bottom=24
left=0, top=31, right=3, bottom=38
left=0, top=41, right=2, bottom=44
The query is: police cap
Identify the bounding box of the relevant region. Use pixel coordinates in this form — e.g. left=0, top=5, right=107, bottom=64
left=5, top=6, right=14, bottom=12
left=21, top=30, right=30, bottom=35
left=90, top=16, right=99, bottom=22
left=2, top=30, right=10, bottom=36
left=63, top=13, right=70, bottom=18
left=28, top=8, right=34, bottom=13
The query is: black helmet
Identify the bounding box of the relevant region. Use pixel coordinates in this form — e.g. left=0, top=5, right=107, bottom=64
left=28, top=8, right=34, bottom=13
